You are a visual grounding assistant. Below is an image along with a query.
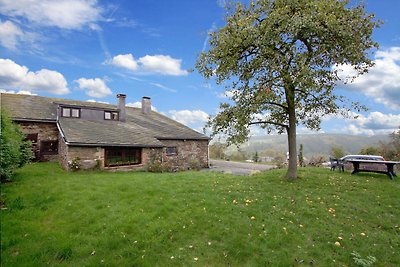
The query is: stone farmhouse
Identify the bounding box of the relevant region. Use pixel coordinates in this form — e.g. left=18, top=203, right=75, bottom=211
left=1, top=93, right=209, bottom=171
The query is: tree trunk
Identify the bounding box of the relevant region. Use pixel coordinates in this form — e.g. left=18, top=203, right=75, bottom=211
left=286, top=113, right=297, bottom=179
left=285, top=84, right=298, bottom=180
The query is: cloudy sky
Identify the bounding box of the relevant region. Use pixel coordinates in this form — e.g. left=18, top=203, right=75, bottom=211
left=0, top=0, right=399, bottom=136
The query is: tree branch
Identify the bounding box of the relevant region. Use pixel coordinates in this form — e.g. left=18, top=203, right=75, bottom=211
left=249, top=120, right=288, bottom=129
left=299, top=36, right=313, bottom=66
left=265, top=101, right=288, bottom=111
left=294, top=88, right=322, bottom=103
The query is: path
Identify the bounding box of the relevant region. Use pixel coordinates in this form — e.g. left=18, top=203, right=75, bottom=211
left=204, top=159, right=275, bottom=175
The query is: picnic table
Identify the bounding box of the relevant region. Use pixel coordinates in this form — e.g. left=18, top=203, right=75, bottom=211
left=346, top=159, right=399, bottom=179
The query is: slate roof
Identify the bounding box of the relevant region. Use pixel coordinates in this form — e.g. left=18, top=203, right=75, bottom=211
left=58, top=118, right=164, bottom=147
left=1, top=93, right=115, bottom=121
left=1, top=93, right=209, bottom=147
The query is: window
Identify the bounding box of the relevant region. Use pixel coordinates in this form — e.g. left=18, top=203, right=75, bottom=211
left=40, top=140, right=58, bottom=155
left=62, top=108, right=70, bottom=117
left=166, top=147, right=177, bottom=156
left=62, top=107, right=80, bottom=118
left=105, top=148, right=141, bottom=167
left=104, top=111, right=119, bottom=120
left=25, top=133, right=38, bottom=144
left=71, top=108, right=80, bottom=118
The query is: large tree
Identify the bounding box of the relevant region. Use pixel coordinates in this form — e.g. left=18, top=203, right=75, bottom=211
left=196, top=0, right=380, bottom=179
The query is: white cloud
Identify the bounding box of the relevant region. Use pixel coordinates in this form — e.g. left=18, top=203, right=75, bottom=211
left=109, top=53, right=188, bottom=76
left=139, top=55, right=188, bottom=76
left=149, top=82, right=176, bottom=93
left=337, top=46, right=400, bottom=110
left=86, top=99, right=109, bottom=104
left=126, top=101, right=157, bottom=111
left=0, top=89, right=36, bottom=95
left=0, top=58, right=69, bottom=94
left=341, top=111, right=400, bottom=136
left=75, top=77, right=112, bottom=98
left=0, top=0, right=103, bottom=30
left=168, top=110, right=209, bottom=126
left=0, top=20, right=24, bottom=50
left=218, top=90, right=236, bottom=99
left=167, top=109, right=209, bottom=133
left=109, top=54, right=138, bottom=71
left=202, top=22, right=217, bottom=53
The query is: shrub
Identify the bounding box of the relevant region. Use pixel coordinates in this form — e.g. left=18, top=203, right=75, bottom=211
left=209, top=142, right=227, bottom=159
left=188, top=158, right=201, bottom=170
left=380, top=128, right=400, bottom=161
left=146, top=159, right=175, bottom=172
left=68, top=157, right=81, bottom=171
left=359, top=146, right=380, bottom=155
left=146, top=159, right=163, bottom=172
left=274, top=154, right=286, bottom=169
left=0, top=110, right=33, bottom=181
left=146, top=149, right=175, bottom=172
left=308, top=155, right=326, bottom=167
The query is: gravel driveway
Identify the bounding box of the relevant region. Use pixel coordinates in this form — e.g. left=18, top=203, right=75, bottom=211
left=204, top=159, right=275, bottom=175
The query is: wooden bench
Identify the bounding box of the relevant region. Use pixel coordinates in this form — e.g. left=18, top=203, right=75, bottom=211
left=346, top=159, right=399, bottom=179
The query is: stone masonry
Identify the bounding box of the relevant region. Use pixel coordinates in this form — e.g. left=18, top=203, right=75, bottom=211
left=18, top=122, right=59, bottom=161
left=161, top=139, right=209, bottom=170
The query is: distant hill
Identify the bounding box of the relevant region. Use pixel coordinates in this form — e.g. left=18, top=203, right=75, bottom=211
left=226, top=134, right=390, bottom=158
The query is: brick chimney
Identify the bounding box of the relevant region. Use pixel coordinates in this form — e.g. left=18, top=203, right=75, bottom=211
left=117, top=94, right=126, bottom=122
left=141, top=96, right=151, bottom=114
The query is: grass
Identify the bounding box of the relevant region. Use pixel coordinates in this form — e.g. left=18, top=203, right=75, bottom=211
left=1, top=163, right=399, bottom=266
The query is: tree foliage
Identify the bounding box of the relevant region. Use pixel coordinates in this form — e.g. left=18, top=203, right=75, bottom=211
left=0, top=110, right=33, bottom=181
left=356, top=128, right=399, bottom=161
left=359, top=146, right=380, bottom=156
left=196, top=0, right=380, bottom=179
left=209, top=142, right=228, bottom=159
left=380, top=128, right=400, bottom=161
left=330, top=146, right=345, bottom=159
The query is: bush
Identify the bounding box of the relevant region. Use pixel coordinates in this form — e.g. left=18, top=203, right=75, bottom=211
left=380, top=128, right=400, bottom=161
left=68, top=157, right=81, bottom=171
left=188, top=158, right=201, bottom=170
left=308, top=155, right=326, bottom=167
left=146, top=149, right=175, bottom=173
left=274, top=154, right=286, bottom=169
left=0, top=110, right=33, bottom=181
left=359, top=146, right=380, bottom=155
left=146, top=159, right=175, bottom=172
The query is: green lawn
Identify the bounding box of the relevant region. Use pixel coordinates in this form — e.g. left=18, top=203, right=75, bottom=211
left=1, top=163, right=399, bottom=266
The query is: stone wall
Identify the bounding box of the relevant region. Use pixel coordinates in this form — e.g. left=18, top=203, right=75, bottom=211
left=59, top=144, right=158, bottom=171
left=59, top=136, right=69, bottom=169
left=17, top=121, right=59, bottom=161
left=104, top=147, right=157, bottom=172
left=59, top=144, right=104, bottom=170
left=15, top=122, right=209, bottom=172
left=160, top=139, right=209, bottom=170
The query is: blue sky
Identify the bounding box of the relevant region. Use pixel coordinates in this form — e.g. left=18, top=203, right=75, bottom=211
left=0, top=0, right=399, bottom=136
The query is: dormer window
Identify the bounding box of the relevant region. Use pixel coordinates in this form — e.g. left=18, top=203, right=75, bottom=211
left=105, top=111, right=119, bottom=120
left=62, top=107, right=80, bottom=118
